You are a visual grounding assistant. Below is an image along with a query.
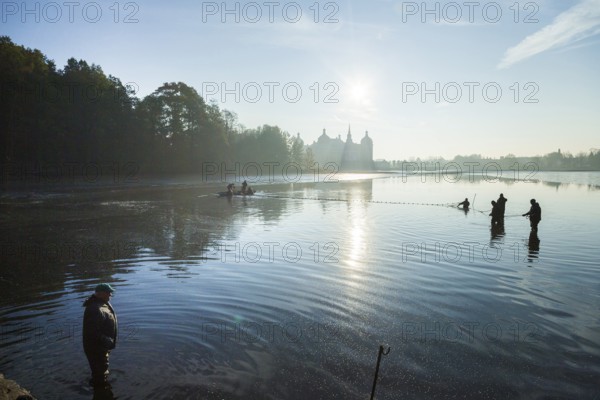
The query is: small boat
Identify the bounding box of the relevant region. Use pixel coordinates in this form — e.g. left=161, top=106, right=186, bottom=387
left=217, top=190, right=255, bottom=197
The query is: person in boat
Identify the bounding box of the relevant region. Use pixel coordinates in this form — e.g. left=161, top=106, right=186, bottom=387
left=226, top=183, right=235, bottom=196
left=241, top=180, right=248, bottom=194
left=489, top=200, right=502, bottom=226
left=497, top=193, right=508, bottom=218
left=522, top=199, right=542, bottom=230
left=246, top=186, right=254, bottom=195
left=458, top=198, right=470, bottom=210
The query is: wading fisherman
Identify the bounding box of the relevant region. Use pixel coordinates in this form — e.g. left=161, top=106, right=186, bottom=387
left=489, top=200, right=503, bottom=226
left=522, top=199, right=542, bottom=230
left=83, top=283, right=117, bottom=388
left=497, top=193, right=508, bottom=218
left=458, top=198, right=470, bottom=210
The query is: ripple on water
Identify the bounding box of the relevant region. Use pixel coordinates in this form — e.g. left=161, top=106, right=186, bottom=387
left=1, top=177, right=600, bottom=399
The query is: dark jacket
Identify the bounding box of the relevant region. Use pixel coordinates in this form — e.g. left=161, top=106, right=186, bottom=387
left=83, top=295, right=118, bottom=353
left=490, top=202, right=501, bottom=219
left=524, top=202, right=542, bottom=222
left=497, top=196, right=507, bottom=214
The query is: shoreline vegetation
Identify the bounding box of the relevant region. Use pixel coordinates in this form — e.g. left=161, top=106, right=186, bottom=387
left=0, top=373, right=35, bottom=400
left=2, top=36, right=599, bottom=181
left=374, top=151, right=600, bottom=172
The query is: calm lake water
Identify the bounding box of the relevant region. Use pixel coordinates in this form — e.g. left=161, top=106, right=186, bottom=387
left=1, top=172, right=600, bottom=399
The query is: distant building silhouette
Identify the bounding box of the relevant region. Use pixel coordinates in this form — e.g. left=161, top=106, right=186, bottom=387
left=309, top=126, right=374, bottom=171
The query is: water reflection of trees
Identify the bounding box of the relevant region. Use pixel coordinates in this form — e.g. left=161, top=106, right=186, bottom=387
left=0, top=186, right=290, bottom=304
left=399, top=172, right=600, bottom=192
left=538, top=180, right=600, bottom=191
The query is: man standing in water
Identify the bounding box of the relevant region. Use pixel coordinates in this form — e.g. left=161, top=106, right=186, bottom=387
left=497, top=193, right=508, bottom=218
left=489, top=200, right=502, bottom=226
left=83, top=283, right=118, bottom=387
left=523, top=199, right=542, bottom=230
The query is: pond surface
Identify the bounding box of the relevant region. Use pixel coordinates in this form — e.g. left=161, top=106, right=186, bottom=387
left=1, top=172, right=599, bottom=399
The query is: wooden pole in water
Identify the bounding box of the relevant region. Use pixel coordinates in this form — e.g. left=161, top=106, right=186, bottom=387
left=370, top=345, right=391, bottom=400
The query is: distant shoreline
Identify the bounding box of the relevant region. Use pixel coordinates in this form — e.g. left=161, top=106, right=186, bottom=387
left=1, top=169, right=599, bottom=197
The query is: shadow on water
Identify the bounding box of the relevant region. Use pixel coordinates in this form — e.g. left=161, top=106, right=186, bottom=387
left=527, top=230, right=540, bottom=263
left=490, top=223, right=505, bottom=244
left=92, top=385, right=115, bottom=400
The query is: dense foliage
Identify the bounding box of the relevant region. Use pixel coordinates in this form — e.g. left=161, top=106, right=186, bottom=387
left=0, top=37, right=302, bottom=175
left=2, top=37, right=598, bottom=178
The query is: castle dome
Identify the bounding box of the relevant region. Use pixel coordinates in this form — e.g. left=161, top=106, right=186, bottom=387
left=317, top=128, right=330, bottom=143
left=361, top=131, right=373, bottom=144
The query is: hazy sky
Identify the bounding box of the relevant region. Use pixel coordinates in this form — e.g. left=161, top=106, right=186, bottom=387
left=3, top=0, right=600, bottom=159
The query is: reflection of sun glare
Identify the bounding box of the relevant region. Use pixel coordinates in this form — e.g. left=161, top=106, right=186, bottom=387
left=347, top=205, right=368, bottom=272
left=345, top=212, right=368, bottom=287
left=349, top=224, right=364, bottom=265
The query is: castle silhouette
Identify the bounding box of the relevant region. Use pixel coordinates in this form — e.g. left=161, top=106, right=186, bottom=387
left=308, top=126, right=374, bottom=171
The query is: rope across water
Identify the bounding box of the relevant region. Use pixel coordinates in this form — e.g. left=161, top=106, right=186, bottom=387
left=257, top=193, right=458, bottom=208
left=255, top=194, right=525, bottom=217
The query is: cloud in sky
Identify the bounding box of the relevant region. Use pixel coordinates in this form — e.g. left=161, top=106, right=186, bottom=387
left=499, top=0, right=600, bottom=69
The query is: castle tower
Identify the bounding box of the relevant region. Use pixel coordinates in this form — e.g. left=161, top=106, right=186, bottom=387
left=310, top=125, right=374, bottom=171
left=342, top=124, right=359, bottom=170
left=360, top=131, right=374, bottom=170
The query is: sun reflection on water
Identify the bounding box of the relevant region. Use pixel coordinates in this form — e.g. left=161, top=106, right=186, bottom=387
left=344, top=201, right=371, bottom=286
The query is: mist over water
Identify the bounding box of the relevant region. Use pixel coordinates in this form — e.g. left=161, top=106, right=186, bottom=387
left=1, top=172, right=600, bottom=399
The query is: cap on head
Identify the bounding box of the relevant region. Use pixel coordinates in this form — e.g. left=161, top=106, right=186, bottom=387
left=95, top=283, right=115, bottom=294
left=530, top=198, right=536, bottom=204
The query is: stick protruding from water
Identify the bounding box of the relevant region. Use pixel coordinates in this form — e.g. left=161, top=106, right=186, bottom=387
left=370, top=345, right=391, bottom=400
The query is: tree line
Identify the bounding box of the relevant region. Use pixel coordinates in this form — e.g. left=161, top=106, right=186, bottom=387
left=2, top=37, right=598, bottom=180
left=377, top=149, right=600, bottom=172
left=0, top=36, right=307, bottom=177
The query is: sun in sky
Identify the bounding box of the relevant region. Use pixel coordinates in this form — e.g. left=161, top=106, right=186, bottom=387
left=345, top=77, right=374, bottom=108
left=337, top=75, right=378, bottom=121
left=3, top=0, right=598, bottom=159
left=350, top=81, right=368, bottom=102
